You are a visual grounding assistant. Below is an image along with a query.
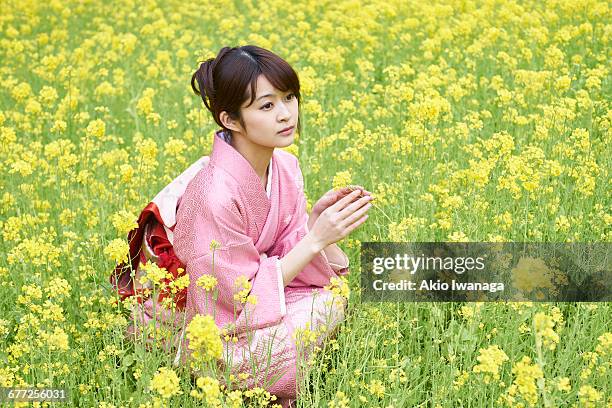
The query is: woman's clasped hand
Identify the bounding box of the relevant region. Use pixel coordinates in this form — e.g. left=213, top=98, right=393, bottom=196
left=309, top=188, right=373, bottom=248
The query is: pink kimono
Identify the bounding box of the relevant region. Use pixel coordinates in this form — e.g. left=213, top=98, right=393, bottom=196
left=172, top=130, right=349, bottom=406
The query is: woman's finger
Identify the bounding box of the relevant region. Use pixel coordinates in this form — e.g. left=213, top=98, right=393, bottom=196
left=329, top=189, right=362, bottom=211
left=338, top=195, right=372, bottom=220
left=335, top=187, right=355, bottom=196
left=345, top=214, right=369, bottom=235
left=341, top=199, right=372, bottom=227
left=348, top=185, right=373, bottom=197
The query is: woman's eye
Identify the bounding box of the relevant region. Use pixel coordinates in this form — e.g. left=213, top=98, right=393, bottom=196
left=261, top=94, right=294, bottom=110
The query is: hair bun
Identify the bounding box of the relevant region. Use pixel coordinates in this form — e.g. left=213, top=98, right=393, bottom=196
left=191, top=59, right=215, bottom=111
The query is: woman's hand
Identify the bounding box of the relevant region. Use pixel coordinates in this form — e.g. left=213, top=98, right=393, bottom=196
left=308, top=186, right=373, bottom=230
left=308, top=189, right=372, bottom=249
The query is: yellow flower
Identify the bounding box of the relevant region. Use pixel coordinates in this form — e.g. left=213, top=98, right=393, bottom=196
left=507, top=356, right=543, bottom=406
left=328, top=390, right=350, bottom=408
left=209, top=239, right=221, bottom=250
left=104, top=238, right=130, bottom=264
left=366, top=379, right=385, bottom=399
left=164, top=137, right=186, bottom=156
left=11, top=82, right=33, bottom=102
left=233, top=275, right=252, bottom=304
left=186, top=314, right=222, bottom=362
left=292, top=321, right=318, bottom=348
left=281, top=143, right=299, bottom=157
left=149, top=367, right=181, bottom=399
left=578, top=385, right=602, bottom=407
left=94, top=81, right=116, bottom=99
left=111, top=210, right=138, bottom=235
left=225, top=390, right=243, bottom=408
left=46, top=277, right=71, bottom=299
left=556, top=377, right=570, bottom=392
left=190, top=376, right=221, bottom=407
left=453, top=371, right=470, bottom=389
left=17, top=284, right=43, bottom=305
left=595, top=332, right=611, bottom=356
left=136, top=138, right=158, bottom=162
left=389, top=367, right=408, bottom=384
left=139, top=262, right=170, bottom=287
left=324, top=276, right=350, bottom=300
left=0, top=320, right=9, bottom=338
left=38, top=85, right=58, bottom=104
left=242, top=387, right=277, bottom=406
left=86, top=119, right=106, bottom=139
left=472, top=345, right=509, bottom=383
left=43, top=327, right=69, bottom=351
left=554, top=215, right=570, bottom=232
left=533, top=312, right=560, bottom=350
left=493, top=211, right=513, bottom=231
left=120, top=163, right=135, bottom=183
left=136, top=88, right=156, bottom=116
left=169, top=273, right=190, bottom=292
left=332, top=170, right=352, bottom=191
left=388, top=216, right=426, bottom=241
left=448, top=231, right=469, bottom=242
left=196, top=274, right=218, bottom=292
left=51, top=120, right=67, bottom=133
left=555, top=75, right=571, bottom=92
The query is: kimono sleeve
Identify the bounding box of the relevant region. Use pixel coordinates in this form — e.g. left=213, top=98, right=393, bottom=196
left=173, top=194, right=287, bottom=336
left=271, top=158, right=350, bottom=288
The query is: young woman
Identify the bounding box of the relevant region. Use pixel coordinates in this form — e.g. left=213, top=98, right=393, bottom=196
left=173, top=45, right=373, bottom=407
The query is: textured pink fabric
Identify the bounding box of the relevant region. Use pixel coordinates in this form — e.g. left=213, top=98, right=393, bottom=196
left=170, top=130, right=350, bottom=401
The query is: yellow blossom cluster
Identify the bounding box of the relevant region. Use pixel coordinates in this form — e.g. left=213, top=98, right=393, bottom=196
left=324, top=276, right=351, bottom=300
left=103, top=238, right=130, bottom=265
left=111, top=210, right=138, bottom=235
left=186, top=314, right=223, bottom=363
left=41, top=326, right=70, bottom=351
left=136, top=88, right=161, bottom=125
left=138, top=262, right=170, bottom=288
left=196, top=274, right=218, bottom=292
left=233, top=275, right=256, bottom=305
left=328, top=390, right=350, bottom=408
left=472, top=344, right=509, bottom=383
left=149, top=367, right=182, bottom=399
left=168, top=271, right=190, bottom=296
left=578, top=384, right=603, bottom=407
left=331, top=170, right=352, bottom=191
left=190, top=376, right=222, bottom=407
left=532, top=311, right=562, bottom=351
left=504, top=356, right=543, bottom=406
left=293, top=321, right=324, bottom=349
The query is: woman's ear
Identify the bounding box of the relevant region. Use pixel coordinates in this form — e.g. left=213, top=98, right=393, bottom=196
left=220, top=111, right=242, bottom=133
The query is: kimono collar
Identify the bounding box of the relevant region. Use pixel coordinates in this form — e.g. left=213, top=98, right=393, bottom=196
left=210, top=129, right=273, bottom=233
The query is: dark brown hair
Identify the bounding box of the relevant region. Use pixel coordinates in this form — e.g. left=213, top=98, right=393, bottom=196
left=191, top=45, right=302, bottom=136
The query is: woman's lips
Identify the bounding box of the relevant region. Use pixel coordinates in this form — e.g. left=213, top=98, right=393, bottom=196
left=278, top=126, right=294, bottom=135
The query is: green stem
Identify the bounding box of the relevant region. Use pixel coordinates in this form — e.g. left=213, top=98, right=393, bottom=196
left=372, top=202, right=394, bottom=224
left=534, top=330, right=551, bottom=408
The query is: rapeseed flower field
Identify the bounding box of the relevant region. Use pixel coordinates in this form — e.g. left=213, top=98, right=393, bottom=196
left=1, top=0, right=610, bottom=406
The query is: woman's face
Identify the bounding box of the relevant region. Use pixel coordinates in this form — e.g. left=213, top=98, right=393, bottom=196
left=235, top=74, right=298, bottom=148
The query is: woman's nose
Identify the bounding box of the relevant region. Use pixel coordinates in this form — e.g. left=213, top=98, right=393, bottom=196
left=278, top=102, right=291, bottom=119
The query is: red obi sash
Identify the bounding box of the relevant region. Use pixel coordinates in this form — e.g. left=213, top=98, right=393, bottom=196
left=109, top=156, right=210, bottom=311
left=110, top=202, right=187, bottom=309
